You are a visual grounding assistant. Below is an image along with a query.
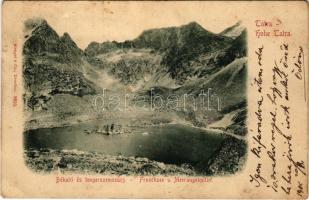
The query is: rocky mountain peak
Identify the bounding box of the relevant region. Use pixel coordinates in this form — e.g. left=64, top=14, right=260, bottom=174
left=60, top=32, right=73, bottom=41
left=23, top=18, right=61, bottom=55
left=23, top=19, right=84, bottom=60
left=60, top=32, right=83, bottom=55
left=29, top=19, right=59, bottom=40
left=220, top=21, right=245, bottom=39
left=180, top=21, right=207, bottom=33
left=24, top=18, right=47, bottom=32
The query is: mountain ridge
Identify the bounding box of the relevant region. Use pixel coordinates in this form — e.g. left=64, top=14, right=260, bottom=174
left=84, top=21, right=246, bottom=84
left=23, top=18, right=247, bottom=133
left=22, top=18, right=248, bottom=176
left=84, top=21, right=232, bottom=56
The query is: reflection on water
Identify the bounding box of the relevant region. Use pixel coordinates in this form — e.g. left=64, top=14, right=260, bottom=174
left=24, top=123, right=225, bottom=166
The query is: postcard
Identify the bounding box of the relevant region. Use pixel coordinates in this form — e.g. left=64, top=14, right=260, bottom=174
left=1, top=1, right=308, bottom=198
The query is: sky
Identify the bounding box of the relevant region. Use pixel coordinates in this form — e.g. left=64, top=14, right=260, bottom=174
left=16, top=1, right=243, bottom=49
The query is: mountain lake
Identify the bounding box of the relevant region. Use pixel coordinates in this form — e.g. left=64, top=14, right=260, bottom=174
left=24, top=123, right=225, bottom=166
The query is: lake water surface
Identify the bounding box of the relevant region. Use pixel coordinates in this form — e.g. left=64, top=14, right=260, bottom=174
left=24, top=123, right=225, bottom=166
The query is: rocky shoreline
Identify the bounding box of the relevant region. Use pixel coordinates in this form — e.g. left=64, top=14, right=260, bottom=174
left=24, top=149, right=196, bottom=176
left=198, top=136, right=247, bottom=175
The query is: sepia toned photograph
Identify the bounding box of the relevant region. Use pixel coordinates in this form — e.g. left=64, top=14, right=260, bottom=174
left=23, top=17, right=247, bottom=176
left=1, top=1, right=307, bottom=198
